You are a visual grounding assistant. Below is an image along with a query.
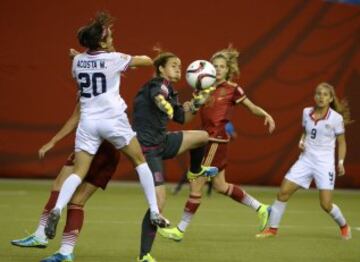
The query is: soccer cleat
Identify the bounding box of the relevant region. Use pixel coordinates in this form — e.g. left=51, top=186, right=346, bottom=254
left=11, top=234, right=48, bottom=248
left=340, top=225, right=351, bottom=240
left=45, top=208, right=61, bottom=239
left=255, top=228, right=277, bottom=239
left=186, top=166, right=218, bottom=181
left=150, top=211, right=170, bottom=228
left=257, top=204, right=271, bottom=231
left=137, top=253, right=157, bottom=262
left=40, top=252, right=74, bottom=262
left=158, top=227, right=184, bottom=242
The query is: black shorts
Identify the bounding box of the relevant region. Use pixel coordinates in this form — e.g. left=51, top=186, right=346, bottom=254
left=141, top=131, right=183, bottom=186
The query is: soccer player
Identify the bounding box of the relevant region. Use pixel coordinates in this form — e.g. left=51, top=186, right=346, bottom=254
left=133, top=51, right=218, bottom=261
left=44, top=11, right=168, bottom=245
left=11, top=103, right=120, bottom=262
left=158, top=47, right=276, bottom=242
left=256, top=82, right=352, bottom=240
left=172, top=121, right=238, bottom=196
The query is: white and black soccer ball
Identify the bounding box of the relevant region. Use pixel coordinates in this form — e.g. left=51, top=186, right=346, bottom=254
left=185, top=60, right=216, bottom=90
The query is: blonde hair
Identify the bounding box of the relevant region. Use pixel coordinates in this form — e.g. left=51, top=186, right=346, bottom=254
left=210, top=45, right=240, bottom=80
left=317, top=82, right=353, bottom=125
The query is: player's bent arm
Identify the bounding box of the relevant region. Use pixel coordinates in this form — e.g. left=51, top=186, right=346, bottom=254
left=38, top=104, right=80, bottom=159
left=129, top=55, right=153, bottom=67
left=336, top=133, right=346, bottom=176
left=183, top=101, right=196, bottom=123
left=154, top=94, right=174, bottom=119
left=299, top=130, right=306, bottom=151
left=241, top=98, right=276, bottom=133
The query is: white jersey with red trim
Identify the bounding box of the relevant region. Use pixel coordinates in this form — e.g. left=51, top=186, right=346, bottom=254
left=302, top=107, right=344, bottom=163
left=72, top=51, right=132, bottom=120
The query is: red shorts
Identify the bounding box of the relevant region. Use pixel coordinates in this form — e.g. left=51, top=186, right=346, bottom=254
left=202, top=141, right=228, bottom=171
left=65, top=141, right=120, bottom=190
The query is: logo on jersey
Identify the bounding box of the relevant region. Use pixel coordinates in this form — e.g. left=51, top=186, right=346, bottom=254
left=154, top=171, right=163, bottom=182
left=160, top=84, right=169, bottom=97
left=325, top=124, right=331, bottom=130
left=328, top=172, right=334, bottom=184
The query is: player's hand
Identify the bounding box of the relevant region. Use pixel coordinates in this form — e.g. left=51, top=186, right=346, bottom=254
left=69, top=48, right=80, bottom=59
left=337, top=162, right=345, bottom=176
left=38, top=141, right=55, bottom=159
left=191, top=86, right=215, bottom=110
left=264, top=115, right=275, bottom=134
left=298, top=139, right=305, bottom=151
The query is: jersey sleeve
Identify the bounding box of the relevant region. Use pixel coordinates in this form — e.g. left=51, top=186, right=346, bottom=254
left=149, top=79, right=164, bottom=100
left=334, top=115, right=345, bottom=135
left=113, top=52, right=132, bottom=72
left=233, top=85, right=247, bottom=104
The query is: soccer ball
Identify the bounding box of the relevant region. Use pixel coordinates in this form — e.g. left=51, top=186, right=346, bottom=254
left=186, top=60, right=216, bottom=90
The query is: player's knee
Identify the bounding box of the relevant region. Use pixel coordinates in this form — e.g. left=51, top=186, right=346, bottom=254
left=320, top=201, right=332, bottom=212
left=213, top=182, right=228, bottom=194
left=199, top=131, right=209, bottom=143
left=277, top=191, right=291, bottom=202
left=130, top=153, right=146, bottom=166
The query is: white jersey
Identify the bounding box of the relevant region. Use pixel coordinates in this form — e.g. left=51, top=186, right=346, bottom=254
left=302, top=107, right=344, bottom=164
left=72, top=51, right=132, bottom=120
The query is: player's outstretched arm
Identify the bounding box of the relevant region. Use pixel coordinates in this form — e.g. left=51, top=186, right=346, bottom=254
left=182, top=87, right=215, bottom=123
left=336, top=134, right=346, bottom=176
left=38, top=104, right=80, bottom=159
left=241, top=98, right=275, bottom=133
left=298, top=131, right=306, bottom=151
left=129, top=55, right=153, bottom=67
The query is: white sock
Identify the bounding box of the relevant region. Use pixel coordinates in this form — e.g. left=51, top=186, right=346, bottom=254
left=54, top=174, right=82, bottom=212
left=59, top=233, right=76, bottom=255
left=329, top=204, right=346, bottom=227
left=177, top=212, right=193, bottom=232
left=269, top=199, right=287, bottom=228
left=34, top=225, right=46, bottom=239
left=242, top=193, right=261, bottom=211
left=136, top=163, right=159, bottom=213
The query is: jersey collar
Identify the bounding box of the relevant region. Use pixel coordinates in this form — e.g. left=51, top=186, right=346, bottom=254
left=309, top=107, right=331, bottom=125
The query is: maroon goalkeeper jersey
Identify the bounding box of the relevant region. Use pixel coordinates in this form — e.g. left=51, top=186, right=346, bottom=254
left=200, top=81, right=246, bottom=141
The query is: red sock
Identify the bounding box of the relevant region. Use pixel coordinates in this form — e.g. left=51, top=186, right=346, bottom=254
left=60, top=204, right=84, bottom=254
left=39, top=191, right=59, bottom=227
left=223, top=184, right=245, bottom=203
left=185, top=194, right=201, bottom=214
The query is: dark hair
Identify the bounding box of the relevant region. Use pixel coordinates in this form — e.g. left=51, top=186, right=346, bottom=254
left=153, top=51, right=178, bottom=77
left=77, top=12, right=114, bottom=50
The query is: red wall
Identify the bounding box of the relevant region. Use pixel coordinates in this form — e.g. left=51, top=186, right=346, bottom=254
left=1, top=0, right=359, bottom=188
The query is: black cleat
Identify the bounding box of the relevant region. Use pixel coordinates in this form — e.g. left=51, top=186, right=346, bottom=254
left=44, top=208, right=61, bottom=239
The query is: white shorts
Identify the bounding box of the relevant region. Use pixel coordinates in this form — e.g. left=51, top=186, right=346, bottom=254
left=285, top=155, right=336, bottom=190
left=75, top=113, right=136, bottom=155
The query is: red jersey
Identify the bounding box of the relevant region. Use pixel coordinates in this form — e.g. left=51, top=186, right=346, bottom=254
left=200, top=81, right=246, bottom=141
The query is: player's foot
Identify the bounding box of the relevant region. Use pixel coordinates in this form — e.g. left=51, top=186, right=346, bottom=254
left=255, top=228, right=277, bottom=239
left=40, top=252, right=74, bottom=262
left=45, top=208, right=61, bottom=239
left=257, top=204, right=271, bottom=231
left=340, top=225, right=351, bottom=240
left=150, top=211, right=170, bottom=228
left=158, top=227, right=184, bottom=242
left=137, top=253, right=157, bottom=262
left=11, top=234, right=48, bottom=248
left=186, top=166, right=218, bottom=181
